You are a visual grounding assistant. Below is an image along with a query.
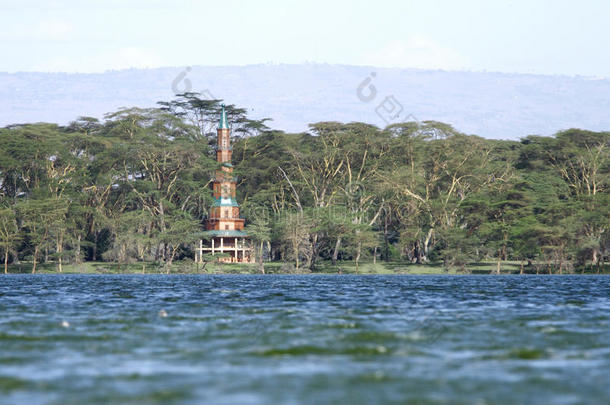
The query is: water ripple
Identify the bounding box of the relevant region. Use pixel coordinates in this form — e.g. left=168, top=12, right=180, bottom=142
left=0, top=274, right=609, bottom=404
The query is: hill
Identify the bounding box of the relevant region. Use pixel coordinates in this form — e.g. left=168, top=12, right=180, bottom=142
left=2, top=64, right=610, bottom=139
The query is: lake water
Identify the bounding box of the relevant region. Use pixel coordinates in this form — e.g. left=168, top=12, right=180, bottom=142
left=1, top=275, right=609, bottom=404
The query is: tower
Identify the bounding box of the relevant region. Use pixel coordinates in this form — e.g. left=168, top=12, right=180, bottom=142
left=196, top=105, right=253, bottom=263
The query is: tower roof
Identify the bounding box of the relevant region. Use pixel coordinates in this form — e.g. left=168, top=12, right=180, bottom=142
left=218, top=104, right=229, bottom=129
left=205, top=230, right=248, bottom=237
left=212, top=196, right=239, bottom=207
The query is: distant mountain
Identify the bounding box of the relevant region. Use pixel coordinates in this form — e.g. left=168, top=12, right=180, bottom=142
left=2, top=64, right=609, bottom=139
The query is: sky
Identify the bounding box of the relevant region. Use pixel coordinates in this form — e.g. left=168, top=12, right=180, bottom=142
left=1, top=0, right=609, bottom=76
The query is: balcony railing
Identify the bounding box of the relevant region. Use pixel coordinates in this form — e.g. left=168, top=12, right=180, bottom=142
left=210, top=176, right=239, bottom=182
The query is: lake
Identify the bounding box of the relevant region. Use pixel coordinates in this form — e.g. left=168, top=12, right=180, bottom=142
left=1, top=275, right=609, bottom=404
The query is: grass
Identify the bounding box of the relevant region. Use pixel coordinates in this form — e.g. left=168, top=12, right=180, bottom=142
left=3, top=260, right=608, bottom=275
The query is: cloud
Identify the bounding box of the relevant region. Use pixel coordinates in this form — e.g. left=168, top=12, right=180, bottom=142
left=1, top=19, right=75, bottom=41
left=35, top=20, right=74, bottom=40
left=363, top=35, right=469, bottom=70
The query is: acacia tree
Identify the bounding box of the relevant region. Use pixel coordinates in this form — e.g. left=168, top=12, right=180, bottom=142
left=381, top=122, right=511, bottom=263
left=157, top=212, right=202, bottom=273
left=0, top=207, right=20, bottom=273
left=280, top=211, right=313, bottom=271
left=285, top=123, right=344, bottom=268
left=281, top=122, right=389, bottom=268
left=544, top=130, right=609, bottom=196
left=519, top=132, right=610, bottom=271
left=337, top=123, right=388, bottom=267
left=464, top=179, right=531, bottom=274
left=245, top=215, right=271, bottom=274
left=99, top=107, right=214, bottom=265
left=17, top=198, right=66, bottom=273
left=158, top=93, right=270, bottom=140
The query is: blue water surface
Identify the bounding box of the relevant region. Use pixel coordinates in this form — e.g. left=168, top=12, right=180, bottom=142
left=1, top=275, right=609, bottom=404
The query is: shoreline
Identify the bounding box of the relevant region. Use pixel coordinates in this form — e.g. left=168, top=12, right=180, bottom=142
left=4, top=261, right=609, bottom=275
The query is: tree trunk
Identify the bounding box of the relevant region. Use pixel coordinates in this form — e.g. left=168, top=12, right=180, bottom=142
left=520, top=259, right=524, bottom=275
left=292, top=238, right=299, bottom=271
left=307, top=233, right=318, bottom=270
left=332, top=237, right=341, bottom=265
left=423, top=228, right=434, bottom=263
left=355, top=242, right=362, bottom=272
left=155, top=242, right=162, bottom=262
left=75, top=234, right=81, bottom=264
left=383, top=214, right=389, bottom=261
left=32, top=246, right=39, bottom=273
left=415, top=240, right=423, bottom=264
left=57, top=234, right=63, bottom=273
left=595, top=248, right=602, bottom=274
left=373, top=246, right=377, bottom=264
left=4, top=251, right=8, bottom=274
left=259, top=241, right=265, bottom=274
left=166, top=246, right=177, bottom=274
left=93, top=231, right=98, bottom=261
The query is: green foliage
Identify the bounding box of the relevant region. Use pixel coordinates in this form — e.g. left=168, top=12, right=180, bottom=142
left=0, top=206, right=20, bottom=273
left=0, top=95, right=608, bottom=273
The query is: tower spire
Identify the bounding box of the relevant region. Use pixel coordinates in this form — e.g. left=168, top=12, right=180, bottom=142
left=218, top=104, right=229, bottom=129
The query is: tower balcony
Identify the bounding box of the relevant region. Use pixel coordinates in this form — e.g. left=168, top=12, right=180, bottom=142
left=211, top=176, right=238, bottom=182
left=205, top=215, right=246, bottom=221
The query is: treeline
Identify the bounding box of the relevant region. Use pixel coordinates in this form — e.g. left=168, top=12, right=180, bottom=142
left=0, top=95, right=608, bottom=273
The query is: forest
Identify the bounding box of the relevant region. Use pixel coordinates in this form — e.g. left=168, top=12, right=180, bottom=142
left=0, top=94, right=608, bottom=274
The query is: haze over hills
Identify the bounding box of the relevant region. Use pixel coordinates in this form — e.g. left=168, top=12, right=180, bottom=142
left=2, top=64, right=609, bottom=140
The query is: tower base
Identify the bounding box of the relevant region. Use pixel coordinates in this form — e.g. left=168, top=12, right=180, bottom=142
left=196, top=236, right=254, bottom=263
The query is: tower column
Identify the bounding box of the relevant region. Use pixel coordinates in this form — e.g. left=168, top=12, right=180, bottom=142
left=242, top=237, right=246, bottom=262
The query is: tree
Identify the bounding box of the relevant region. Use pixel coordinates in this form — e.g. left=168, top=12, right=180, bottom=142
left=381, top=123, right=512, bottom=263
left=437, top=227, right=479, bottom=273
left=280, top=211, right=313, bottom=271
left=0, top=207, right=20, bottom=273
left=17, top=198, right=66, bottom=273
left=158, top=93, right=270, bottom=140
left=245, top=215, right=271, bottom=274
left=2, top=100, right=608, bottom=275
left=157, top=213, right=201, bottom=273
left=345, top=222, right=378, bottom=272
